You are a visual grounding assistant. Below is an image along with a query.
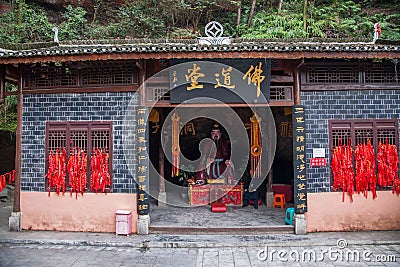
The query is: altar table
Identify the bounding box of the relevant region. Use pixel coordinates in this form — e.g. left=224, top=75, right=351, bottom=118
left=188, top=184, right=243, bottom=206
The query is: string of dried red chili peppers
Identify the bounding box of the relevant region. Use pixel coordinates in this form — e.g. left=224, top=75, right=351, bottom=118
left=90, top=148, right=111, bottom=193
left=0, top=170, right=15, bottom=193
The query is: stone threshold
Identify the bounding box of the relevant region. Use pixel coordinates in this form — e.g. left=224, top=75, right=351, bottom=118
left=149, top=225, right=294, bottom=235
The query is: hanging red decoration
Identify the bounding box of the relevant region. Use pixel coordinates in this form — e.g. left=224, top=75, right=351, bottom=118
left=0, top=175, right=5, bottom=193
left=45, top=148, right=67, bottom=196
left=90, top=148, right=111, bottom=193
left=354, top=139, right=377, bottom=199
left=0, top=170, right=15, bottom=193
left=46, top=144, right=113, bottom=198
left=250, top=113, right=262, bottom=178
left=377, top=141, right=400, bottom=195
left=331, top=140, right=355, bottom=202
left=67, top=147, right=87, bottom=199
left=171, top=111, right=181, bottom=177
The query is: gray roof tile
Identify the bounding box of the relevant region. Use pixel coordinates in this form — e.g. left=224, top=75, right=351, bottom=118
left=0, top=38, right=399, bottom=61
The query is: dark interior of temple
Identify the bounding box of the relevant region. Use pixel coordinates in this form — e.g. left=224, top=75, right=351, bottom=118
left=148, top=107, right=294, bottom=204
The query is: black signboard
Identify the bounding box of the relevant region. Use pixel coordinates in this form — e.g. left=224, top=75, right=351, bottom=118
left=169, top=59, right=271, bottom=104
left=136, top=106, right=150, bottom=215
left=293, top=105, right=307, bottom=213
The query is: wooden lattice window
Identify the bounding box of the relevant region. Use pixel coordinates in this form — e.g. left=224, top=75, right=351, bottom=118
left=329, top=119, right=398, bottom=150
left=25, top=63, right=78, bottom=88
left=46, top=121, right=113, bottom=192
left=152, top=88, right=170, bottom=102
left=23, top=61, right=139, bottom=90
left=364, top=62, right=400, bottom=84
left=304, top=61, right=400, bottom=86
left=377, top=128, right=397, bottom=145
left=329, top=119, right=399, bottom=186
left=48, top=126, right=67, bottom=153
left=307, top=64, right=360, bottom=84
left=81, top=62, right=138, bottom=86
left=270, top=86, right=293, bottom=101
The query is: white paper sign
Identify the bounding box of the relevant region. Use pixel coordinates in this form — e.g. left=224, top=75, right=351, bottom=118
left=313, top=148, right=325, bottom=158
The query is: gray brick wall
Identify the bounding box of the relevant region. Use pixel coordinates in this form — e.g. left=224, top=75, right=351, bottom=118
left=21, top=92, right=138, bottom=193
left=301, top=89, right=400, bottom=193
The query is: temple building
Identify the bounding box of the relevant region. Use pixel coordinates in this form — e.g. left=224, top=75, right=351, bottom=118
left=1, top=35, right=399, bottom=234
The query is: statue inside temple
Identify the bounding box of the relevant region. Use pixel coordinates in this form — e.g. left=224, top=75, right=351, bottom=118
left=196, top=122, right=233, bottom=184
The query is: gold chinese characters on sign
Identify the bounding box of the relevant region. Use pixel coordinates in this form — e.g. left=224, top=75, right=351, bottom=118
left=179, top=62, right=266, bottom=97
left=136, top=107, right=150, bottom=215
left=169, top=60, right=271, bottom=104
left=292, top=105, right=307, bottom=213
left=215, top=66, right=235, bottom=89
left=242, top=62, right=265, bottom=97
left=280, top=122, right=293, bottom=138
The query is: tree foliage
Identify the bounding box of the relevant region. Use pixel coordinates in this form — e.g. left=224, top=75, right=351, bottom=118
left=0, top=0, right=53, bottom=43
left=0, top=0, right=399, bottom=43
left=59, top=6, right=89, bottom=40
left=115, top=3, right=166, bottom=38
left=0, top=84, right=18, bottom=132
left=240, top=0, right=400, bottom=39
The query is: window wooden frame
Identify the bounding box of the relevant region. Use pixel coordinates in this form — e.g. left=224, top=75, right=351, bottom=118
left=328, top=119, right=399, bottom=188
left=22, top=61, right=139, bottom=94
left=45, top=121, right=113, bottom=192
left=301, top=60, right=400, bottom=91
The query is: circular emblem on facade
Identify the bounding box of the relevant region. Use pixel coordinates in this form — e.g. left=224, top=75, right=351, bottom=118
left=205, top=21, right=224, bottom=38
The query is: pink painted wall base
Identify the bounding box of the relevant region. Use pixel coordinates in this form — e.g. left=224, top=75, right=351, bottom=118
left=306, top=192, right=400, bottom=232
left=21, top=192, right=138, bottom=233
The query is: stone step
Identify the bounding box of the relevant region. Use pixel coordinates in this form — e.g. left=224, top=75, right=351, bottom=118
left=149, top=225, right=294, bottom=235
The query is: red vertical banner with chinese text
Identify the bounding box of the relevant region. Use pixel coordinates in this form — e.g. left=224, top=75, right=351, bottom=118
left=293, top=105, right=307, bottom=214
left=137, top=106, right=150, bottom=215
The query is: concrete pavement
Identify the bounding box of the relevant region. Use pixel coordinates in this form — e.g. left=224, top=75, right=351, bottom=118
left=1, top=199, right=400, bottom=249
left=1, top=199, right=400, bottom=266
left=1, top=236, right=399, bottom=266
left=1, top=226, right=400, bottom=249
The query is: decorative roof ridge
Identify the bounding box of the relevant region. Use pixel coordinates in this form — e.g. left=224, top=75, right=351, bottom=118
left=0, top=48, right=12, bottom=52
left=231, top=38, right=400, bottom=46
left=234, top=41, right=372, bottom=45
left=0, top=41, right=59, bottom=51
left=59, top=39, right=198, bottom=46
left=58, top=38, right=400, bottom=47
left=56, top=41, right=399, bottom=49
left=1, top=38, right=399, bottom=52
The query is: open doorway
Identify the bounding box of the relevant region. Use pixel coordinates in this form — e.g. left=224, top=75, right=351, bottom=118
left=270, top=107, right=294, bottom=204
left=147, top=106, right=294, bottom=231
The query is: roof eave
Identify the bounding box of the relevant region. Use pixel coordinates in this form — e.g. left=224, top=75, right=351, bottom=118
left=1, top=50, right=399, bottom=65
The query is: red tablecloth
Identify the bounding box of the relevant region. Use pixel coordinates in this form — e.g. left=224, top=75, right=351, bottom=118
left=189, top=184, right=243, bottom=206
